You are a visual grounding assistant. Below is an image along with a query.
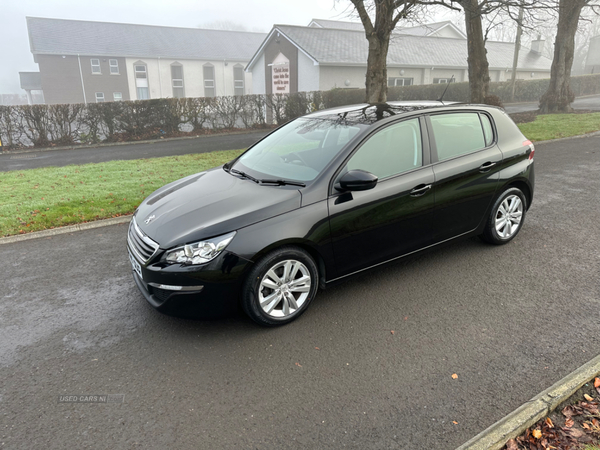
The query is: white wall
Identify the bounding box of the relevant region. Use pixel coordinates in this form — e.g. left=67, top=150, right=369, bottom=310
left=125, top=58, right=253, bottom=99
left=251, top=54, right=265, bottom=95
left=319, top=66, right=365, bottom=90
left=298, top=52, right=319, bottom=92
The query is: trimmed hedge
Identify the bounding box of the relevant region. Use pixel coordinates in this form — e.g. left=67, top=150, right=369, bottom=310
left=1, top=74, right=598, bottom=150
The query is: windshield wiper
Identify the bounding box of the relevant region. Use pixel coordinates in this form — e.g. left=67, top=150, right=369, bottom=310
left=227, top=168, right=260, bottom=184
left=259, top=179, right=306, bottom=187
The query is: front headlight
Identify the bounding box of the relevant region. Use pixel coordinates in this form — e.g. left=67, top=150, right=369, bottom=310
left=165, top=232, right=236, bottom=265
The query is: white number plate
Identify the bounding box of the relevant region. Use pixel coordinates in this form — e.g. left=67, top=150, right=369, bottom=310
left=128, top=250, right=143, bottom=280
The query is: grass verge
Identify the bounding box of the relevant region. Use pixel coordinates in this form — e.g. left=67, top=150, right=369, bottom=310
left=517, top=112, right=600, bottom=141
left=0, top=149, right=243, bottom=237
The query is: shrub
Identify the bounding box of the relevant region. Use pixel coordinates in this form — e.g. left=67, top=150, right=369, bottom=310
left=1, top=74, right=598, bottom=150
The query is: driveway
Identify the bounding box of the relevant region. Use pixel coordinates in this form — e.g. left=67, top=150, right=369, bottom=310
left=504, top=94, right=600, bottom=114
left=0, top=130, right=269, bottom=172
left=0, top=135, right=598, bottom=449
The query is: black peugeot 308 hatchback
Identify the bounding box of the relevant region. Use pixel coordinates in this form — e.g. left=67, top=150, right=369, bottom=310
left=127, top=102, right=534, bottom=326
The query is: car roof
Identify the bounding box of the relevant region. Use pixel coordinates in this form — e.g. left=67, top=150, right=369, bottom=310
left=304, top=101, right=488, bottom=126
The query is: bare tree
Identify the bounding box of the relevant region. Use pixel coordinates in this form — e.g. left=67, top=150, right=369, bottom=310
left=350, top=0, right=422, bottom=103
left=539, top=0, right=598, bottom=113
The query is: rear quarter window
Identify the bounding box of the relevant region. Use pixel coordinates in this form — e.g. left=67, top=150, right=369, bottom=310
left=430, top=112, right=487, bottom=161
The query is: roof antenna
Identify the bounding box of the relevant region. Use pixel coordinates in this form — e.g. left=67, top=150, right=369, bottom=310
left=437, top=75, right=455, bottom=104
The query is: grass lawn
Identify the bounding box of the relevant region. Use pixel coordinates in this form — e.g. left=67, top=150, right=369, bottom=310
left=517, top=112, right=600, bottom=141
left=0, top=149, right=243, bottom=237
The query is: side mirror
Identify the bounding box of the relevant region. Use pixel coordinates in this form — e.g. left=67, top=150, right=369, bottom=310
left=337, top=170, right=378, bottom=192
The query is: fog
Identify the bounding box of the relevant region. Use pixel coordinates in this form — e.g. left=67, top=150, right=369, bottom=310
left=0, top=0, right=348, bottom=95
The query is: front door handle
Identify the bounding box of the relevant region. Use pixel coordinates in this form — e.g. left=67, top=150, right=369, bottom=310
left=479, top=161, right=497, bottom=173
left=410, top=184, right=432, bottom=197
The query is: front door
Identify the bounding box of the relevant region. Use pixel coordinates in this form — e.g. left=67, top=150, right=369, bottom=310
left=328, top=117, right=437, bottom=278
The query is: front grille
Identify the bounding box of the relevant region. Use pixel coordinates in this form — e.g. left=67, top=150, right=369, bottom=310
left=127, top=218, right=159, bottom=264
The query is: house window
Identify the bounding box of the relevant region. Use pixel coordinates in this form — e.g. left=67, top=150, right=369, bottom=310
left=171, top=64, right=185, bottom=98
left=203, top=64, right=215, bottom=97
left=109, top=59, right=119, bottom=74
left=388, top=77, right=413, bottom=87
left=134, top=64, right=150, bottom=100
left=113, top=92, right=123, bottom=102
left=433, top=78, right=454, bottom=84
left=95, top=92, right=105, bottom=103
left=234, top=64, right=244, bottom=96
left=91, top=59, right=101, bottom=74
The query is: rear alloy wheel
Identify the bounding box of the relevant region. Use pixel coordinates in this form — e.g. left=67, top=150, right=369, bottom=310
left=242, top=247, right=319, bottom=326
left=481, top=187, right=527, bottom=245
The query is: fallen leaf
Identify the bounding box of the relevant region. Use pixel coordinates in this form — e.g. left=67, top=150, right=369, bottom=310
left=582, top=422, right=591, bottom=430
left=295, top=362, right=302, bottom=367
left=452, top=373, right=458, bottom=379
left=545, top=417, right=554, bottom=428
left=390, top=330, right=395, bottom=335
left=404, top=316, right=408, bottom=320
left=452, top=421, right=458, bottom=425
left=532, top=429, right=542, bottom=439
left=565, top=418, right=574, bottom=427
left=314, top=347, right=320, bottom=350
left=595, top=377, right=600, bottom=388
left=505, top=438, right=518, bottom=450
left=584, top=393, right=594, bottom=401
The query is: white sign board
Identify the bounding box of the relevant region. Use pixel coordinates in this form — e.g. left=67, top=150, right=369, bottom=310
left=271, top=52, right=290, bottom=94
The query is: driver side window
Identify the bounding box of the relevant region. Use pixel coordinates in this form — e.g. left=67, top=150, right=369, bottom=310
left=345, top=118, right=423, bottom=180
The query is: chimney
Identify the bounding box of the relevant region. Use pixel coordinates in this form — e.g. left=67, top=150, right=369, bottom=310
left=530, top=35, right=545, bottom=55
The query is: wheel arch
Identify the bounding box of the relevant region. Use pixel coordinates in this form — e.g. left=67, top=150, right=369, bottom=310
left=249, top=239, right=329, bottom=289
left=505, top=179, right=532, bottom=210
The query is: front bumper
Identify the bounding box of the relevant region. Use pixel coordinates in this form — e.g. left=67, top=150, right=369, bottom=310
left=128, top=247, right=253, bottom=317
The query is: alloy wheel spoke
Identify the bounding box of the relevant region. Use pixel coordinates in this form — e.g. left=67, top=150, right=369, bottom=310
left=286, top=292, right=298, bottom=310
left=281, top=261, right=292, bottom=283
left=261, top=278, right=279, bottom=290
left=282, top=296, right=290, bottom=316
left=266, top=269, right=282, bottom=285
left=288, top=262, right=301, bottom=283
left=264, top=293, right=282, bottom=314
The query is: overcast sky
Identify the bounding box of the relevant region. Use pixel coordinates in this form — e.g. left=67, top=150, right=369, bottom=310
left=1, top=0, right=361, bottom=94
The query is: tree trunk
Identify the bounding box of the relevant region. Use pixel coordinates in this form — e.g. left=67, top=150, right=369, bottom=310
left=460, top=0, right=490, bottom=104
left=539, top=0, right=587, bottom=114
left=365, top=33, right=391, bottom=103
left=510, top=2, right=525, bottom=102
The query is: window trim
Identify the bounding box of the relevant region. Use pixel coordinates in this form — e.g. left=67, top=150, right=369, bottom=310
left=170, top=63, right=185, bottom=98
left=233, top=64, right=245, bottom=96
left=388, top=77, right=414, bottom=87
left=91, top=59, right=101, bottom=74
left=425, top=110, right=497, bottom=165
left=203, top=63, right=216, bottom=97
left=95, top=92, right=105, bottom=103
left=328, top=115, right=431, bottom=195
left=113, top=92, right=123, bottom=102
left=134, top=63, right=149, bottom=100
left=109, top=59, right=119, bottom=75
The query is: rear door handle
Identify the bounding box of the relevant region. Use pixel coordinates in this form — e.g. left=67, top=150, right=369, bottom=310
left=479, top=161, right=497, bottom=173
left=410, top=184, right=431, bottom=197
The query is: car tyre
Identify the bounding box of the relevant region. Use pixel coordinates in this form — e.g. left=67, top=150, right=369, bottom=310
left=480, top=187, right=527, bottom=245
left=242, top=246, right=319, bottom=326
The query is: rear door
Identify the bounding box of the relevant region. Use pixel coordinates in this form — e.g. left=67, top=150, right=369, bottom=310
left=427, top=111, right=503, bottom=242
left=328, top=117, right=436, bottom=277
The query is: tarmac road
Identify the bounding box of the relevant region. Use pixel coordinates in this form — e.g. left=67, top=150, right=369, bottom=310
left=0, top=130, right=269, bottom=172
left=503, top=94, right=600, bottom=114
left=0, top=135, right=598, bottom=449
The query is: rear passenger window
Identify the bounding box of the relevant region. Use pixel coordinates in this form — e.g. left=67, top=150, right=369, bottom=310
left=430, top=113, right=486, bottom=161
left=480, top=114, right=494, bottom=146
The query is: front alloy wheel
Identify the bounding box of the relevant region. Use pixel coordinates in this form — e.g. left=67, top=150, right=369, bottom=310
left=242, top=247, right=319, bottom=326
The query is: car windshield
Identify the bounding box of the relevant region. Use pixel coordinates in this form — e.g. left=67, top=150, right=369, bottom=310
left=230, top=117, right=365, bottom=183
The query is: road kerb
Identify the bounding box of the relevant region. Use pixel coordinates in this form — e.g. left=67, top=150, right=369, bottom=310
left=456, top=354, right=600, bottom=450
left=0, top=215, right=132, bottom=245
